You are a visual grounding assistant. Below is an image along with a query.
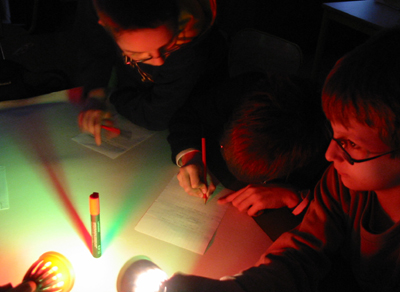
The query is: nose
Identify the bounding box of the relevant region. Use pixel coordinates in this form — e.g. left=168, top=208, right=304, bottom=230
left=325, top=139, right=345, bottom=163
left=147, top=51, right=166, bottom=66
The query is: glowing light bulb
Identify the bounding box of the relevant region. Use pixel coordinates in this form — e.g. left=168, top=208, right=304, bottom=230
left=117, top=256, right=168, bottom=292
left=135, top=268, right=168, bottom=292
left=22, top=252, right=74, bottom=292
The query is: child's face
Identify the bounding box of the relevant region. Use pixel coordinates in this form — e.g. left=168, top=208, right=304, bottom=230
left=325, top=119, right=400, bottom=192
left=115, top=24, right=176, bottom=66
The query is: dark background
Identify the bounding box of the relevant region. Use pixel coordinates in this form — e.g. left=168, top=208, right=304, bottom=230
left=0, top=0, right=370, bottom=97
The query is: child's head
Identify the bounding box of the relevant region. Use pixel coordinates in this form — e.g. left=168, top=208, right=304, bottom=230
left=93, top=0, right=180, bottom=66
left=322, top=27, right=400, bottom=191
left=322, top=27, right=400, bottom=152
left=220, top=74, right=328, bottom=184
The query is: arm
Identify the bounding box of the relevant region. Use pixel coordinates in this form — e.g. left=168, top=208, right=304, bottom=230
left=217, top=183, right=306, bottom=217
left=233, top=165, right=347, bottom=291
left=165, top=166, right=348, bottom=292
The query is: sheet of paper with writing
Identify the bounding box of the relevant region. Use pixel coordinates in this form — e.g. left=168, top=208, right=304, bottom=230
left=135, top=176, right=231, bottom=254
left=72, top=113, right=155, bottom=159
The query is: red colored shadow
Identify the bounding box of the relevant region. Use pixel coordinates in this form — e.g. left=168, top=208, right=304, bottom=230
left=16, top=104, right=91, bottom=252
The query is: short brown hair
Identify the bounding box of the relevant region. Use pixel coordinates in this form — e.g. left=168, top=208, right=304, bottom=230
left=322, top=27, right=400, bottom=151
left=221, top=74, right=328, bottom=183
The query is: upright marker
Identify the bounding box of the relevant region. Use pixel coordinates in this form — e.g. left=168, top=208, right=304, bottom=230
left=90, top=192, right=102, bottom=258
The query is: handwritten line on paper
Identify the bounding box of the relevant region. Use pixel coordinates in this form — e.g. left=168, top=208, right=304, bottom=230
left=135, top=176, right=231, bottom=254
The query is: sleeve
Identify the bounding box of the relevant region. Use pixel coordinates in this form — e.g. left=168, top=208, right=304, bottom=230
left=232, top=165, right=349, bottom=292
left=0, top=283, right=12, bottom=292
left=291, top=189, right=312, bottom=216
left=165, top=274, right=245, bottom=292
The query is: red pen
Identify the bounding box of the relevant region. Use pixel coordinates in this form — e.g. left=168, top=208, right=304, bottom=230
left=101, top=125, right=132, bottom=139
left=101, top=125, right=121, bottom=135
left=202, top=137, right=208, bottom=204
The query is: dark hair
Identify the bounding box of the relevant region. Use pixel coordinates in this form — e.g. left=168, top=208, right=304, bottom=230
left=322, top=26, right=400, bottom=152
left=93, top=0, right=180, bottom=34
left=220, top=74, right=328, bottom=183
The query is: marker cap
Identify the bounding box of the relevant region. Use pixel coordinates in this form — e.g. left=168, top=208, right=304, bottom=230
left=89, top=192, right=100, bottom=216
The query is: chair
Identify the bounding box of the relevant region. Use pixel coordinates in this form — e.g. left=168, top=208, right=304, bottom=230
left=228, top=28, right=303, bottom=78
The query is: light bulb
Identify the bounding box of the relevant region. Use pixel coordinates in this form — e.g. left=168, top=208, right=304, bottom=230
left=117, top=256, right=168, bottom=292
left=22, top=252, right=75, bottom=292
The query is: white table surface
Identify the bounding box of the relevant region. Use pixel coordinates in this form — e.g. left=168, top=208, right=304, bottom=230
left=0, top=89, right=272, bottom=292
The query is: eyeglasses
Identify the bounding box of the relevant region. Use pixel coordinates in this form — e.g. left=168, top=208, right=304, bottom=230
left=123, top=57, right=155, bottom=82
left=123, top=33, right=180, bottom=64
left=122, top=34, right=180, bottom=82
left=124, top=44, right=180, bottom=64
left=331, top=137, right=400, bottom=165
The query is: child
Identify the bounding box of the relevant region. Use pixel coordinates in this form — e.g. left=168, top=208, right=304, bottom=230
left=165, top=27, right=400, bottom=292
left=168, top=72, right=329, bottom=216
left=76, top=0, right=228, bottom=145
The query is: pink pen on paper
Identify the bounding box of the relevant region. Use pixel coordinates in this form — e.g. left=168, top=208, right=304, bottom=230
left=101, top=125, right=121, bottom=135
left=202, top=137, right=208, bottom=204
left=101, top=125, right=132, bottom=139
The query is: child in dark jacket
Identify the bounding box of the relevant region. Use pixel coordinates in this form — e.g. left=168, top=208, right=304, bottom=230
left=76, top=0, right=228, bottom=144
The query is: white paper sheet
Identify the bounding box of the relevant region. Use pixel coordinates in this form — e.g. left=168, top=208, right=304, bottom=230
left=72, top=116, right=155, bottom=159
left=135, top=176, right=231, bottom=254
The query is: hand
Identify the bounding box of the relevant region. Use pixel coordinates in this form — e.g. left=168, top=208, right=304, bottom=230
left=217, top=184, right=300, bottom=217
left=176, top=151, right=216, bottom=199
left=177, top=163, right=216, bottom=198
left=164, top=273, right=243, bottom=292
left=78, top=110, right=113, bottom=146
left=163, top=273, right=203, bottom=292
left=0, top=281, right=36, bottom=292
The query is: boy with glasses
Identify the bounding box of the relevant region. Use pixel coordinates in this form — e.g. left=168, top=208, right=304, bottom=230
left=76, top=0, right=228, bottom=145
left=164, top=27, right=400, bottom=292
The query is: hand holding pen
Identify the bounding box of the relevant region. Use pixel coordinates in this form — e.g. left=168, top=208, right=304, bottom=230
left=78, top=110, right=130, bottom=145
left=176, top=148, right=216, bottom=200
left=78, top=109, right=114, bottom=146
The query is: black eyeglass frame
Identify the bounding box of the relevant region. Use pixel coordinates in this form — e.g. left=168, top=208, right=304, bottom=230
left=331, top=137, right=400, bottom=165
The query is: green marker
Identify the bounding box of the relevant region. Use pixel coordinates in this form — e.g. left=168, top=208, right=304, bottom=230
left=90, top=192, right=102, bottom=258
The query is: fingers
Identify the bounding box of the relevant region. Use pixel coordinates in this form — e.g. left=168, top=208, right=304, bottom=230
left=205, top=179, right=216, bottom=198
left=217, top=185, right=248, bottom=204
left=177, top=164, right=214, bottom=198
left=246, top=203, right=265, bottom=217
left=78, top=110, right=112, bottom=146
left=177, top=165, right=204, bottom=197
left=218, top=184, right=300, bottom=216
left=217, top=185, right=264, bottom=216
